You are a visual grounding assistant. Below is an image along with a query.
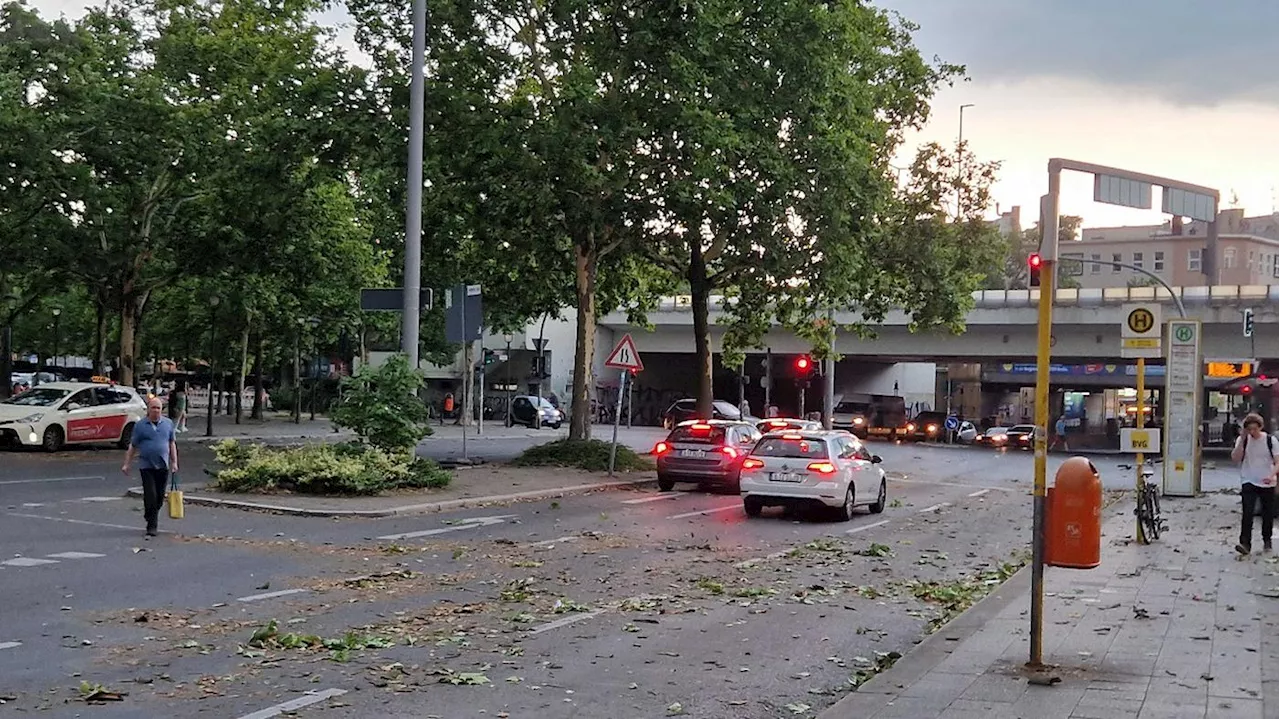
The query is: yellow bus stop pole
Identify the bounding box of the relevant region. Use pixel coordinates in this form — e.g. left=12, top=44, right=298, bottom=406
left=1135, top=357, right=1146, bottom=543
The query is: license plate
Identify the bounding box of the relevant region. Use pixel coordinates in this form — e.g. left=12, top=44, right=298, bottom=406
left=679, top=449, right=707, bottom=459
left=869, top=428, right=891, bottom=435
left=769, top=472, right=802, bottom=483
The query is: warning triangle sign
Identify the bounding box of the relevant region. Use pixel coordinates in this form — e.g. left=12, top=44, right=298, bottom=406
left=604, top=333, right=644, bottom=372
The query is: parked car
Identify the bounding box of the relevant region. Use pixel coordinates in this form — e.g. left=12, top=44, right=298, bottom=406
left=653, top=420, right=760, bottom=492
left=0, top=381, right=146, bottom=451
left=905, top=411, right=948, bottom=442
left=956, top=420, right=978, bottom=443
left=975, top=426, right=1010, bottom=447
left=506, top=395, right=563, bottom=429
left=661, top=399, right=742, bottom=429
left=738, top=430, right=886, bottom=521
left=1004, top=424, right=1039, bottom=449
left=755, top=417, right=822, bottom=434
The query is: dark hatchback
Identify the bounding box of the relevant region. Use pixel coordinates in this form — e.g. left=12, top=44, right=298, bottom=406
left=661, top=399, right=742, bottom=429
left=905, top=411, right=947, bottom=442
left=653, top=420, right=760, bottom=492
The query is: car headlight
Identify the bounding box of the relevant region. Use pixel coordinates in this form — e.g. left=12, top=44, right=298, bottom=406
left=906, top=423, right=916, bottom=432
left=927, top=424, right=938, bottom=433
left=853, top=418, right=863, bottom=425
left=17, top=413, right=43, bottom=424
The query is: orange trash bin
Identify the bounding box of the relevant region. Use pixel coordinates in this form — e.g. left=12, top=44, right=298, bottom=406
left=1045, top=457, right=1102, bottom=569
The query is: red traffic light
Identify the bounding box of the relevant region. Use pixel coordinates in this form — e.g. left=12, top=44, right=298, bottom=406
left=795, top=356, right=811, bottom=371
left=1028, top=253, right=1042, bottom=269
left=1241, top=385, right=1253, bottom=395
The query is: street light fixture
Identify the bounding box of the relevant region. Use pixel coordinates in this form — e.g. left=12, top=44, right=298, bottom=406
left=205, top=296, right=220, bottom=437
left=51, top=308, right=61, bottom=373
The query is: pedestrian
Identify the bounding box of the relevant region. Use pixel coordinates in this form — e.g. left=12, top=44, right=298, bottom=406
left=173, top=381, right=188, bottom=432
left=121, top=397, right=179, bottom=537
left=1050, top=416, right=1069, bottom=451
left=1232, top=413, right=1278, bottom=555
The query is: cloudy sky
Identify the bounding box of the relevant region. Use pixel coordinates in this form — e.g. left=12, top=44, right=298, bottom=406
left=28, top=0, right=1280, bottom=231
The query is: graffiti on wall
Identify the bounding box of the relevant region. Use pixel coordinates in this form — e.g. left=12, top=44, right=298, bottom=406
left=593, top=381, right=685, bottom=426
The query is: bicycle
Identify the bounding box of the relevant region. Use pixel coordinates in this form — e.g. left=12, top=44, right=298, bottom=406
left=1118, top=458, right=1166, bottom=542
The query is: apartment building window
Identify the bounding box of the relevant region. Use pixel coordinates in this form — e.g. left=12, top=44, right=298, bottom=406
left=1090, top=253, right=1101, bottom=274
left=1132, top=252, right=1144, bottom=270
left=1274, top=253, right=1279, bottom=278
left=1223, top=247, right=1236, bottom=269
left=1188, top=248, right=1201, bottom=272
left=1153, top=251, right=1165, bottom=272
left=1248, top=250, right=1256, bottom=272
left=1112, top=253, right=1122, bottom=273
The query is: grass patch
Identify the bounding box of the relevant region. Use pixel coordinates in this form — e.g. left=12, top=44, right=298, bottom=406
left=211, top=440, right=450, bottom=496
left=511, top=438, right=654, bottom=472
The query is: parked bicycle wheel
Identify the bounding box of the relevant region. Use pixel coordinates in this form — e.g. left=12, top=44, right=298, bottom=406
left=1140, top=486, right=1162, bottom=541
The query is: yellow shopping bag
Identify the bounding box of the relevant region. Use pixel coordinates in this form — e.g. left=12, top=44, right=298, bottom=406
left=167, top=473, right=185, bottom=519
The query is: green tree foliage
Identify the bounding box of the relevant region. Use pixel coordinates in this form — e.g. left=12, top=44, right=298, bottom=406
left=985, top=215, right=1084, bottom=290
left=329, top=353, right=433, bottom=452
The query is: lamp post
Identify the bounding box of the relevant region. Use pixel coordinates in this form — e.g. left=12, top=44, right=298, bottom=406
left=51, top=308, right=61, bottom=374
left=307, top=317, right=320, bottom=421
left=503, top=332, right=513, bottom=422
left=294, top=318, right=304, bottom=424
left=205, top=296, right=220, bottom=437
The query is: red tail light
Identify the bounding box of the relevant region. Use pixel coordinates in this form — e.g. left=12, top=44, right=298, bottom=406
left=742, top=458, right=764, bottom=469
left=807, top=462, right=837, bottom=474
left=720, top=446, right=738, bottom=459
left=654, top=442, right=671, bottom=455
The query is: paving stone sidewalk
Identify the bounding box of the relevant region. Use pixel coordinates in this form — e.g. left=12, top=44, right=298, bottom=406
left=821, top=492, right=1279, bottom=719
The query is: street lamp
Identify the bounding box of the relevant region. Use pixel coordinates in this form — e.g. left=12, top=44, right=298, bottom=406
left=307, top=317, right=320, bottom=421
left=51, top=308, right=61, bottom=373
left=205, top=296, right=220, bottom=437
left=503, top=332, right=514, bottom=422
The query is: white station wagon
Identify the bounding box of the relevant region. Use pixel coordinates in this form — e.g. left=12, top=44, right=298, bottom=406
left=739, top=430, right=887, bottom=521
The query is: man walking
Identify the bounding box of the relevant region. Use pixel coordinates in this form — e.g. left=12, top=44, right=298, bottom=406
left=1231, top=412, right=1278, bottom=555
left=121, top=397, right=179, bottom=537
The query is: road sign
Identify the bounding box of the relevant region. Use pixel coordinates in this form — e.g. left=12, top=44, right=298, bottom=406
left=604, top=334, right=644, bottom=372
left=360, top=288, right=433, bottom=312
left=1120, top=428, right=1161, bottom=453
left=1094, top=174, right=1152, bottom=210
left=945, top=416, right=959, bottom=431
left=444, top=284, right=483, bottom=343
left=1162, top=187, right=1215, bottom=222
left=1163, top=319, right=1202, bottom=497
left=1120, top=304, right=1163, bottom=359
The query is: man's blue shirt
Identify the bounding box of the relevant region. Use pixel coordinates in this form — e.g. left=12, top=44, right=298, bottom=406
left=131, top=417, right=175, bottom=470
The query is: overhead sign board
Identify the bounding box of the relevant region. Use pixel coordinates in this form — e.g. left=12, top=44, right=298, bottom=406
left=444, top=284, right=484, bottom=343
left=604, top=334, right=644, bottom=372
left=1163, top=320, right=1203, bottom=497
left=360, top=288, right=433, bottom=312
left=1120, top=304, right=1163, bottom=359
left=1161, top=187, right=1216, bottom=222
left=1094, top=174, right=1152, bottom=210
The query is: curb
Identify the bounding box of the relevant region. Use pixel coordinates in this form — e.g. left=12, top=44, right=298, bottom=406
left=125, top=476, right=657, bottom=518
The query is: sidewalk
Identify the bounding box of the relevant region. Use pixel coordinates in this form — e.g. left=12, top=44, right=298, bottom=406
left=820, top=493, right=1279, bottom=719
left=129, top=464, right=655, bottom=517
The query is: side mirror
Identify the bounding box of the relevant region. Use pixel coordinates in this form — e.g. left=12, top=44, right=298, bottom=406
left=871, top=455, right=883, bottom=464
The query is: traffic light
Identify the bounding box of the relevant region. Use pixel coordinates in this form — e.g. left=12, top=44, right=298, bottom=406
left=1244, top=308, right=1255, bottom=338
left=1028, top=253, right=1043, bottom=287
left=482, top=349, right=497, bottom=367
left=795, top=355, right=812, bottom=375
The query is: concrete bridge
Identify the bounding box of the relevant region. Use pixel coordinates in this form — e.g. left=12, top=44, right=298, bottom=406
left=598, top=284, right=1279, bottom=362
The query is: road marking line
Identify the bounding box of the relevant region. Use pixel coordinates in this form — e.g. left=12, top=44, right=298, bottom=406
left=235, top=688, right=348, bottom=719
left=376, top=514, right=517, bottom=540
left=20, top=503, right=45, bottom=508
left=78, top=496, right=123, bottom=502
left=46, top=552, right=106, bottom=560
left=5, top=512, right=158, bottom=533
left=917, top=502, right=951, bottom=514
left=527, top=608, right=608, bottom=635
left=0, top=641, right=21, bottom=650
left=0, top=475, right=105, bottom=486
left=621, top=493, right=683, bottom=505
left=968, top=489, right=991, bottom=498
left=2, top=557, right=59, bottom=567
left=845, top=519, right=892, bottom=535
left=666, top=503, right=741, bottom=520
left=237, top=588, right=310, bottom=603
left=523, top=535, right=580, bottom=548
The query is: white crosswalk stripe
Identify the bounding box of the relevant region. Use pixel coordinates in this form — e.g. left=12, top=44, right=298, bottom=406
left=46, top=552, right=106, bottom=560
left=2, top=557, right=59, bottom=567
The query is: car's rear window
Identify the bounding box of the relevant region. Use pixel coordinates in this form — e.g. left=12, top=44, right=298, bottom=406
left=670, top=426, right=727, bottom=444
left=751, top=437, right=829, bottom=459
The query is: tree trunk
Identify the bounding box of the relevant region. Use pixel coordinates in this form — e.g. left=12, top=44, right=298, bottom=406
left=93, top=297, right=108, bottom=376
left=119, top=298, right=139, bottom=386
left=568, top=242, right=598, bottom=441
left=252, top=332, right=264, bottom=420
left=131, top=294, right=148, bottom=381
left=689, top=244, right=714, bottom=419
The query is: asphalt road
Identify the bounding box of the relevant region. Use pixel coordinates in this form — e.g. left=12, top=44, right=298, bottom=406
left=0, top=436, right=1247, bottom=718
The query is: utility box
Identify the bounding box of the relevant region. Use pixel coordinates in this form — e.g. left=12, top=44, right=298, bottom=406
left=1045, top=457, right=1102, bottom=569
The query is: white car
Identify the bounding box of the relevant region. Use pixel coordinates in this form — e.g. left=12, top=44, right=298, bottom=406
left=956, top=420, right=978, bottom=444
left=0, top=381, right=147, bottom=451
left=739, top=430, right=887, bottom=521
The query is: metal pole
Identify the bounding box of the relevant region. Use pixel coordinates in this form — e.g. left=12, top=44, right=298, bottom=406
left=1029, top=164, right=1060, bottom=668
left=478, top=350, right=485, bottom=436
left=823, top=309, right=836, bottom=430
left=607, top=370, right=626, bottom=477
left=206, top=305, right=218, bottom=437
left=461, top=341, right=469, bottom=461
left=798, top=378, right=806, bottom=419
left=1080, top=259, right=1187, bottom=319
left=627, top=372, right=633, bottom=428
left=52, top=314, right=59, bottom=372
left=505, top=338, right=512, bottom=423
left=293, top=327, right=301, bottom=425
left=1135, top=356, right=1147, bottom=543
left=400, top=0, right=427, bottom=368
left=764, top=348, right=772, bottom=415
